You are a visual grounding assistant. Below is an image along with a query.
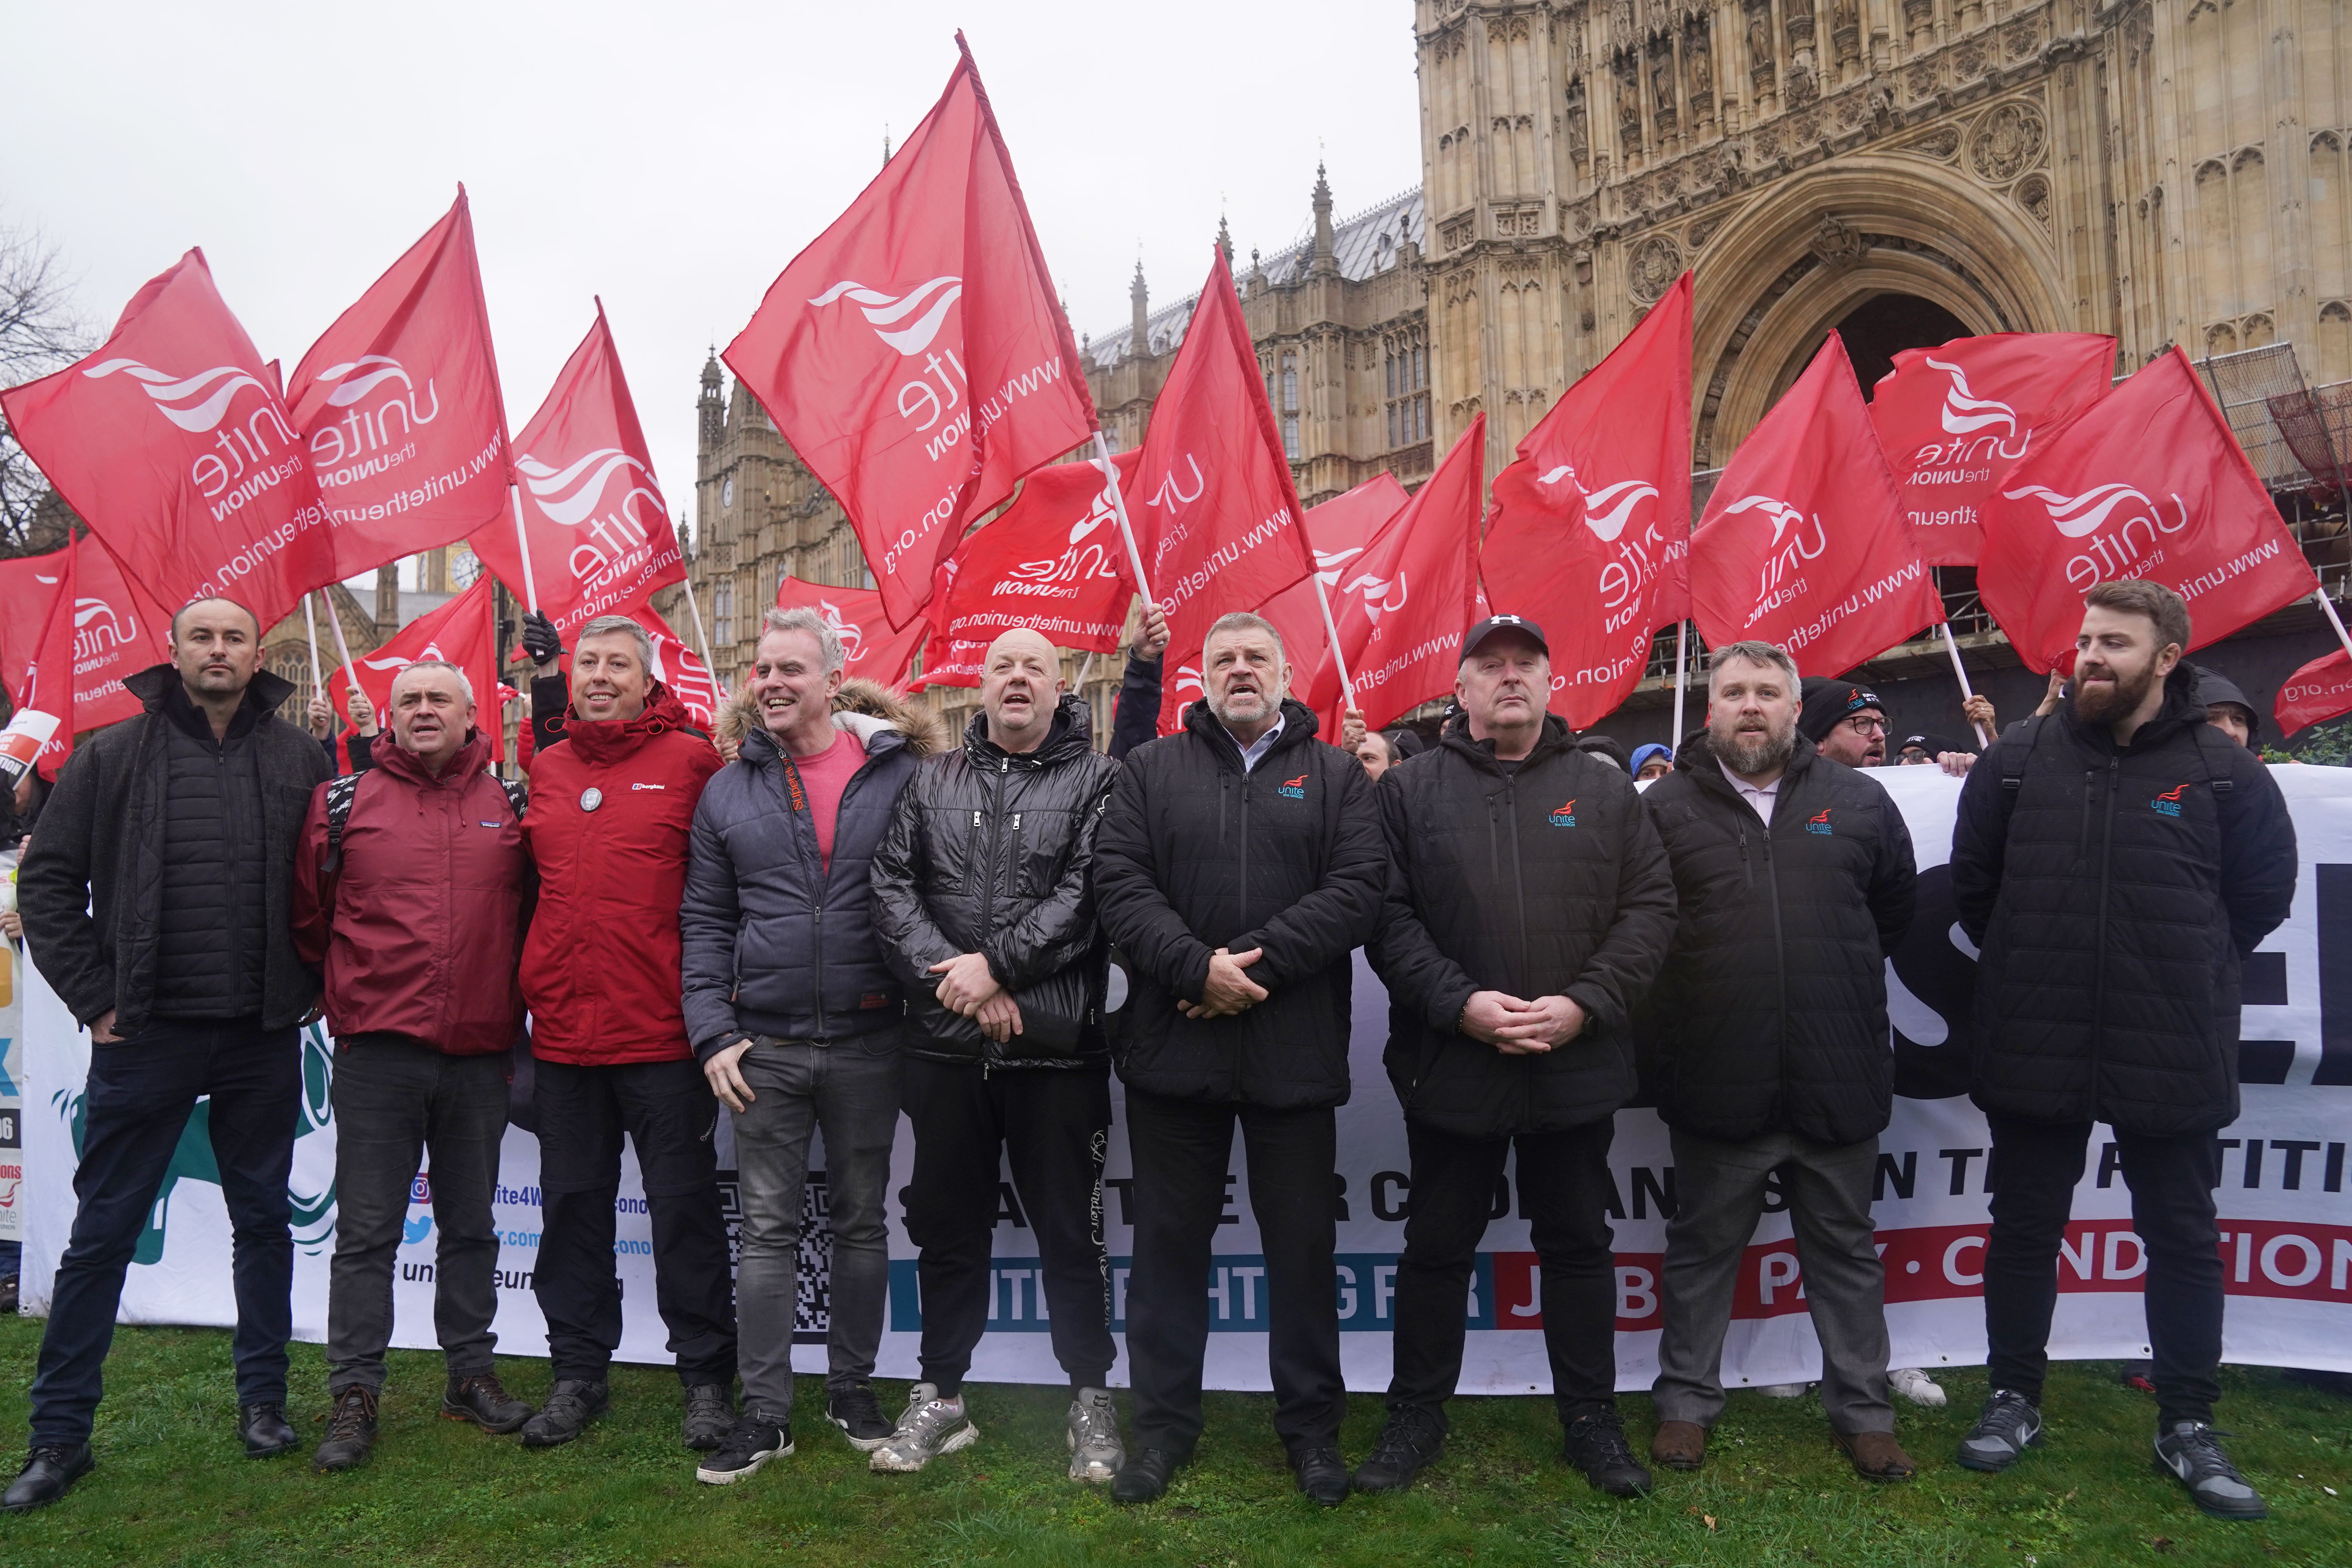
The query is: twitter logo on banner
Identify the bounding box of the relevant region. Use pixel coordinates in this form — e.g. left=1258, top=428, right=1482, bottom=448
left=403, top=1215, right=433, bottom=1245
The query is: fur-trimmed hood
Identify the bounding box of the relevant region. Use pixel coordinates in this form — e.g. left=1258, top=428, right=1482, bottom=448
left=834, top=677, right=949, bottom=757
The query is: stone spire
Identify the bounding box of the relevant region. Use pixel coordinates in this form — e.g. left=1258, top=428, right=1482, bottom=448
left=1216, top=213, right=1234, bottom=266
left=1310, top=163, right=1337, bottom=276
left=1129, top=260, right=1151, bottom=361
left=698, top=346, right=725, bottom=452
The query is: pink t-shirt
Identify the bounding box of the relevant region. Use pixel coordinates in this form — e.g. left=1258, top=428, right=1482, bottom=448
left=785, top=726, right=866, bottom=870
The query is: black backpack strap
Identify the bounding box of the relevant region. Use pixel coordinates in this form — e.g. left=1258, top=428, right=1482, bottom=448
left=1999, top=713, right=2048, bottom=794
left=323, top=773, right=362, bottom=875
left=2186, top=719, right=2238, bottom=795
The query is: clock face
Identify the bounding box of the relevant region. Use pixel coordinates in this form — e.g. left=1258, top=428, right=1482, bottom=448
left=722, top=475, right=735, bottom=507
left=450, top=547, right=481, bottom=589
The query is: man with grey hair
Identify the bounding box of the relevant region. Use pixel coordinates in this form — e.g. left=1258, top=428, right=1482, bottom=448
left=1637, top=639, right=1919, bottom=1482
left=510, top=612, right=735, bottom=1455
left=679, top=602, right=936, bottom=1485
left=1093, top=610, right=1387, bottom=1506
left=292, top=658, right=535, bottom=1471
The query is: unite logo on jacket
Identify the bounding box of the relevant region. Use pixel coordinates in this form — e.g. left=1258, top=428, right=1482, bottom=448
left=1806, top=806, right=1834, bottom=835
left=2152, top=781, right=2193, bottom=817
left=1548, top=797, right=1578, bottom=827
left=1278, top=772, right=1308, bottom=800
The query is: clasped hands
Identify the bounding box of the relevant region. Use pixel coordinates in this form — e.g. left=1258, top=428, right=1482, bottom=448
left=930, top=950, right=1022, bottom=1043
left=1180, top=946, right=1267, bottom=1020
left=1459, top=989, right=1586, bottom=1054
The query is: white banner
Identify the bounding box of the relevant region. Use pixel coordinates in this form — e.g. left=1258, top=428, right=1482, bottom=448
left=19, top=765, right=2352, bottom=1390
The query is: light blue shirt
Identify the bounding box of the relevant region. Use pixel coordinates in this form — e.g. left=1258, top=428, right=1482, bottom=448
left=1228, top=713, right=1288, bottom=773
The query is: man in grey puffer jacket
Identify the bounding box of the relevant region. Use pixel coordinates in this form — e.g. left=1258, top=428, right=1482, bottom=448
left=678, top=607, right=933, bottom=1486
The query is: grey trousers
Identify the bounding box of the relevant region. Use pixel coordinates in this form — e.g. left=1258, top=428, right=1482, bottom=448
left=327, top=1036, right=510, bottom=1394
left=1651, top=1126, right=1894, bottom=1435
left=730, top=1032, right=902, bottom=1423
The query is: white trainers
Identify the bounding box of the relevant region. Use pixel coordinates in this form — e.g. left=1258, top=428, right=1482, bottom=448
left=868, top=1383, right=979, bottom=1473
left=1756, top=1382, right=1811, bottom=1398
left=1067, top=1387, right=1124, bottom=1483
left=1889, top=1367, right=1949, bottom=1408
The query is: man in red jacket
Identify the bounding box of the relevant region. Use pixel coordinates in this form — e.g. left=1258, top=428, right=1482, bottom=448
left=514, top=615, right=734, bottom=1452
left=293, top=660, right=536, bottom=1472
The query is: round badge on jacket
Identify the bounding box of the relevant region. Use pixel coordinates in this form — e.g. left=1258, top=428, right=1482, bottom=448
left=579, top=786, right=603, bottom=812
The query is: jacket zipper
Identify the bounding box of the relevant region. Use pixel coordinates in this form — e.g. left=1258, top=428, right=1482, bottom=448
left=975, top=757, right=1011, bottom=1055
left=1503, top=774, right=1534, bottom=1122
left=780, top=751, right=828, bottom=1036
left=2089, top=754, right=2119, bottom=1109
left=1763, top=815, right=1787, bottom=1125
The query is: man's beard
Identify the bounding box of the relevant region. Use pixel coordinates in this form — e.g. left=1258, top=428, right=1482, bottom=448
left=1716, top=722, right=1795, bottom=776
left=2072, top=660, right=2157, bottom=726
left=1210, top=688, right=1281, bottom=726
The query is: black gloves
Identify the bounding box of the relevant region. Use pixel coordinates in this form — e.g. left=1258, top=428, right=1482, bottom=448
left=522, top=611, right=562, bottom=667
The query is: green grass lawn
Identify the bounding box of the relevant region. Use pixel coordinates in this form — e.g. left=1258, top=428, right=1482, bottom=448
left=0, top=1316, right=2345, bottom=1566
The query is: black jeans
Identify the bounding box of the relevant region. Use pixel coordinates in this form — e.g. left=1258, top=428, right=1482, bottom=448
left=326, top=1036, right=510, bottom=1393
left=1983, top=1114, right=2224, bottom=1426
left=1390, top=1116, right=1619, bottom=1426
left=1122, top=1085, right=1343, bottom=1457
left=531, top=1057, right=736, bottom=1387
left=901, top=1055, right=1114, bottom=1394
left=29, top=1018, right=300, bottom=1448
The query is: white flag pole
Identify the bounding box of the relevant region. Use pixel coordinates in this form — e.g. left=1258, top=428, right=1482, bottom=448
left=1670, top=619, right=1689, bottom=746
left=1090, top=430, right=1157, bottom=607
left=679, top=577, right=720, bottom=684
left=301, top=592, right=326, bottom=702
left=2314, top=588, right=2352, bottom=665
left=509, top=485, right=540, bottom=615
left=321, top=582, right=361, bottom=701
left=1311, top=573, right=1360, bottom=715
left=1074, top=650, right=1096, bottom=690
left=1940, top=622, right=1993, bottom=747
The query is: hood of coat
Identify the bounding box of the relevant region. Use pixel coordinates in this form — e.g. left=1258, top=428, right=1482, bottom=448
left=125, top=661, right=297, bottom=724
left=563, top=679, right=697, bottom=765
left=1438, top=708, right=1575, bottom=772
left=370, top=726, right=495, bottom=789
left=735, top=675, right=945, bottom=771
left=1180, top=694, right=1321, bottom=767
left=962, top=691, right=1095, bottom=770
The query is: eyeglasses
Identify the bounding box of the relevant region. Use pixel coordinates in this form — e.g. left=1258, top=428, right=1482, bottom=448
left=1840, top=715, right=1889, bottom=737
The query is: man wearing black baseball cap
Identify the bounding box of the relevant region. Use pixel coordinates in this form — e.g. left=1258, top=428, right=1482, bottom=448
left=1799, top=678, right=1890, bottom=768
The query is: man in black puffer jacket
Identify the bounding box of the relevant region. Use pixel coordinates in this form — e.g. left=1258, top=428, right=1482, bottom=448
left=1638, top=639, right=1917, bottom=1484
left=11, top=599, right=332, bottom=1511
left=1094, top=611, right=1387, bottom=1507
left=680, top=608, right=936, bottom=1481
left=1361, top=616, right=1675, bottom=1499
left=869, top=630, right=1124, bottom=1482
left=1949, top=581, right=2294, bottom=1520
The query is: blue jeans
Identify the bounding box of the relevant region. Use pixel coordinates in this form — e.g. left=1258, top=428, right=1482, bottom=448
left=730, top=1031, right=902, bottom=1423
left=29, top=1018, right=301, bottom=1449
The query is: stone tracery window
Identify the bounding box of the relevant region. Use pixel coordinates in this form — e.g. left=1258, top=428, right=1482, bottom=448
left=1385, top=330, right=1431, bottom=450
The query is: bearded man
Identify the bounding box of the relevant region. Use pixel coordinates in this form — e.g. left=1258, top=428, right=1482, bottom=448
left=1636, top=639, right=1919, bottom=1484
left=1949, top=581, right=2294, bottom=1521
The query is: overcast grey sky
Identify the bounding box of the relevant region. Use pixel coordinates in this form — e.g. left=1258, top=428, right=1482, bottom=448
left=4, top=2, right=1424, bottom=586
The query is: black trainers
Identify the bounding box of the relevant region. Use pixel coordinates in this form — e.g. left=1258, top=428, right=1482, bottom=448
left=1563, top=1411, right=1653, bottom=1497
left=1956, top=1389, right=2043, bottom=1473
left=2, top=1445, right=93, bottom=1512
left=443, top=1371, right=533, bottom=1434
left=1352, top=1404, right=1446, bottom=1493
left=312, top=1385, right=379, bottom=1472
left=519, top=1379, right=610, bottom=1449
left=682, top=1383, right=736, bottom=1451
left=1110, top=1446, right=1183, bottom=1504
left=1292, top=1445, right=1350, bottom=1506
left=695, top=1414, right=792, bottom=1486
left=239, top=1401, right=298, bottom=1458
left=2154, top=1422, right=2268, bottom=1520
left=826, top=1379, right=892, bottom=1452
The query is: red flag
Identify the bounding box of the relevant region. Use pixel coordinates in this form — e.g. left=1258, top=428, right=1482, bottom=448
left=287, top=189, right=512, bottom=578
left=628, top=604, right=722, bottom=730
left=1869, top=332, right=2114, bottom=566
left=12, top=534, right=175, bottom=778
left=1297, top=416, right=1488, bottom=735
left=1978, top=347, right=2320, bottom=673
left=2275, top=646, right=2352, bottom=737
left=1204, top=473, right=1414, bottom=737
left=469, top=306, right=685, bottom=637
left=0, top=250, right=332, bottom=630
left=1690, top=332, right=1944, bottom=675
left=0, top=545, right=70, bottom=703
left=772, top=576, right=927, bottom=692
left=920, top=450, right=1140, bottom=688
left=723, top=38, right=1095, bottom=630
left=1132, top=248, right=1316, bottom=715
left=330, top=577, right=504, bottom=760
left=1483, top=272, right=1693, bottom=728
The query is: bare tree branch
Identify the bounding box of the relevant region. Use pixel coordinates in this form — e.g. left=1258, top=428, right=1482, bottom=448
left=0, top=224, right=98, bottom=557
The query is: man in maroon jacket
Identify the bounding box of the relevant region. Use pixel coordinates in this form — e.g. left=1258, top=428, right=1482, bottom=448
left=293, top=660, right=536, bottom=1472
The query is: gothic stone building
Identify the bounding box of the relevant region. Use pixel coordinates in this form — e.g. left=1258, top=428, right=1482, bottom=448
left=663, top=0, right=2352, bottom=745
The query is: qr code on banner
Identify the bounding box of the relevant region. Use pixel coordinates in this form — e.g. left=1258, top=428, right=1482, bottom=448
left=716, top=1169, right=834, bottom=1345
